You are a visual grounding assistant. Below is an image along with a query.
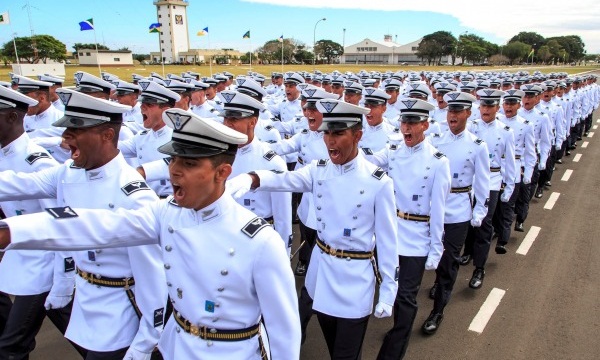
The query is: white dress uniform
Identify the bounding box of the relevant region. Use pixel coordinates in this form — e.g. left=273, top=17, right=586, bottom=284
left=273, top=98, right=302, bottom=122
left=430, top=107, right=449, bottom=125
left=0, top=154, right=167, bottom=353
left=497, top=114, right=536, bottom=183
left=122, top=102, right=145, bottom=134
left=429, top=130, right=490, bottom=224
left=268, top=129, right=328, bottom=229
left=191, top=102, right=220, bottom=119
left=468, top=119, right=517, bottom=198
left=367, top=140, right=450, bottom=263
left=254, top=120, right=282, bottom=145
left=254, top=153, right=398, bottom=319
left=230, top=138, right=292, bottom=251
left=271, top=114, right=306, bottom=137
left=24, top=105, right=71, bottom=163
left=4, top=194, right=300, bottom=360
left=119, top=126, right=173, bottom=197
left=539, top=99, right=565, bottom=148
left=554, top=94, right=573, bottom=143
left=425, top=119, right=442, bottom=136
left=0, top=133, right=73, bottom=297
left=383, top=102, right=400, bottom=126
left=52, top=99, right=65, bottom=112
left=358, top=122, right=396, bottom=153
left=518, top=107, right=552, bottom=166
left=207, top=96, right=224, bottom=113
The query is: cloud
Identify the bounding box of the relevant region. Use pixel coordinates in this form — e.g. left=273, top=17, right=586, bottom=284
left=242, top=0, right=600, bottom=52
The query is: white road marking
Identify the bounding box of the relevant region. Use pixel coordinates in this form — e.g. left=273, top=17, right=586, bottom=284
left=468, top=288, right=506, bottom=334
left=597, top=119, right=600, bottom=123
left=594, top=125, right=598, bottom=130
left=516, top=226, right=541, bottom=255
left=582, top=142, right=589, bottom=148
left=588, top=132, right=595, bottom=138
left=573, top=153, right=582, bottom=162
left=544, top=192, right=560, bottom=210
left=561, top=169, right=573, bottom=181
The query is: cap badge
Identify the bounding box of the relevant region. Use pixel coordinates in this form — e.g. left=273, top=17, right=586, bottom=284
left=344, top=81, right=354, bottom=87
left=164, top=79, right=171, bottom=86
left=305, top=88, right=317, bottom=97
left=320, top=101, right=338, bottom=113
left=58, top=92, right=72, bottom=106
left=365, top=88, right=376, bottom=95
left=221, top=92, right=236, bottom=103
left=402, top=99, right=417, bottom=109
left=236, top=78, right=246, bottom=86
left=139, top=81, right=150, bottom=91
left=447, top=93, right=461, bottom=101
left=166, top=112, right=191, bottom=131
left=74, top=72, right=83, bottom=83
left=483, top=90, right=495, bottom=96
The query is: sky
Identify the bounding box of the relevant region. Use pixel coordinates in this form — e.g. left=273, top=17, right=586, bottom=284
left=1, top=0, right=599, bottom=55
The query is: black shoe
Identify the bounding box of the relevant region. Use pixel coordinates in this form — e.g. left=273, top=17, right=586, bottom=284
left=585, top=132, right=590, bottom=136
left=568, top=145, right=576, bottom=150
left=577, top=136, right=583, bottom=141
left=544, top=181, right=552, bottom=187
left=515, top=222, right=525, bottom=232
left=469, top=268, right=485, bottom=289
left=535, top=188, right=543, bottom=198
left=459, top=254, right=472, bottom=266
left=294, top=261, right=307, bottom=276
left=422, top=312, right=444, bottom=335
left=565, top=151, right=571, bottom=156
left=495, top=245, right=507, bottom=254
left=429, top=283, right=438, bottom=300
left=556, top=159, right=563, bottom=164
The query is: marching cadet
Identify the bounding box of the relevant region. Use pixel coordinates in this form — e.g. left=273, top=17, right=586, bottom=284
left=515, top=84, right=551, bottom=230
left=265, top=72, right=284, bottom=96
left=219, top=91, right=292, bottom=254
left=38, top=74, right=65, bottom=112
left=230, top=99, right=398, bottom=359
left=366, top=98, right=450, bottom=360
left=430, top=81, right=458, bottom=130
left=359, top=87, right=396, bottom=152
left=330, top=75, right=345, bottom=100
left=554, top=82, right=574, bottom=160
left=537, top=82, right=565, bottom=189
left=0, top=86, right=85, bottom=359
left=270, top=72, right=304, bottom=122
left=233, top=77, right=282, bottom=144
left=343, top=81, right=364, bottom=106
left=165, top=79, right=196, bottom=111
left=203, top=77, right=224, bottom=112
left=424, top=92, right=490, bottom=335
left=382, top=78, right=403, bottom=126
left=461, top=89, right=516, bottom=286
left=0, top=109, right=301, bottom=360
left=188, top=79, right=221, bottom=120
left=491, top=90, right=536, bottom=255
left=74, top=71, right=116, bottom=100
left=407, top=85, right=442, bottom=136
left=0, top=89, right=167, bottom=359
left=113, top=80, right=146, bottom=134
left=119, top=80, right=180, bottom=197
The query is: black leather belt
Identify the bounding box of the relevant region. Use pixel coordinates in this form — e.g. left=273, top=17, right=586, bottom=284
left=396, top=210, right=430, bottom=222
left=173, top=309, right=260, bottom=341
left=450, top=186, right=472, bottom=193
left=316, top=238, right=374, bottom=260
left=76, top=268, right=135, bottom=289
left=490, top=167, right=501, bottom=173
left=515, top=155, right=522, bottom=160
left=264, top=216, right=274, bottom=225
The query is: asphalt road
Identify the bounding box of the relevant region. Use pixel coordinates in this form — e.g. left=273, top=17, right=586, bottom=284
left=31, top=107, right=600, bottom=360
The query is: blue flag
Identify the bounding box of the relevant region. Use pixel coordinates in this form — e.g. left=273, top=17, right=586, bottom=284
left=79, top=18, right=94, bottom=31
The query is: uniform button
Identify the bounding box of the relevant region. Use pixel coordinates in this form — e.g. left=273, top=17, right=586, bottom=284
left=317, top=206, right=321, bottom=210
left=391, top=158, right=395, bottom=161
left=168, top=226, right=174, bottom=233
left=177, top=288, right=183, bottom=299
left=210, top=328, right=217, bottom=334
left=424, top=176, right=428, bottom=179
left=360, top=190, right=364, bottom=194
left=317, top=217, right=321, bottom=221
left=166, top=282, right=172, bottom=287
left=176, top=327, right=180, bottom=333
left=207, top=340, right=213, bottom=347
left=96, top=263, right=100, bottom=267
left=251, top=207, right=255, bottom=211
left=108, top=203, right=114, bottom=208
left=389, top=167, right=393, bottom=170
left=229, top=248, right=235, bottom=256
left=138, top=156, right=142, bottom=159
left=318, top=181, right=322, bottom=185
left=218, top=287, right=224, bottom=292
left=317, top=194, right=322, bottom=198
left=215, top=302, right=221, bottom=307
left=164, top=264, right=171, bottom=270
left=357, top=204, right=362, bottom=208
left=165, top=245, right=172, bottom=252
left=95, top=250, right=101, bottom=254
left=221, top=269, right=228, bottom=276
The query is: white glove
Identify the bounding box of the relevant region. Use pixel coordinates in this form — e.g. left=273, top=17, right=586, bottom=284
left=425, top=257, right=438, bottom=270
left=538, top=163, right=546, bottom=171
left=123, top=347, right=152, bottom=360
left=225, top=174, right=253, bottom=199
left=523, top=177, right=531, bottom=185
left=470, top=217, right=483, bottom=228
left=374, top=302, right=393, bottom=318
left=44, top=294, right=72, bottom=310
left=500, top=192, right=511, bottom=202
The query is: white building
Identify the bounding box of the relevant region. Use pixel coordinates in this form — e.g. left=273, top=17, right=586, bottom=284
left=77, top=49, right=133, bottom=66
left=153, top=0, right=190, bottom=63
left=341, top=36, right=454, bottom=65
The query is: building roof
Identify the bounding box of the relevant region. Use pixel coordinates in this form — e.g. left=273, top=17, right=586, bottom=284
left=78, top=49, right=132, bottom=54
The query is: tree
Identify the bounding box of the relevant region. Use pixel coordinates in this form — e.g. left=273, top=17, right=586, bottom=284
left=488, top=54, right=509, bottom=66
left=546, top=35, right=585, bottom=62
left=1, top=35, right=67, bottom=64
left=256, top=38, right=303, bottom=64
left=314, top=39, right=343, bottom=64
left=133, top=54, right=147, bottom=63
left=73, top=43, right=110, bottom=52
left=456, top=34, right=488, bottom=64
left=537, top=45, right=552, bottom=64
left=294, top=48, right=313, bottom=64
left=416, top=31, right=457, bottom=65
left=502, top=41, right=530, bottom=65
left=509, top=32, right=546, bottom=50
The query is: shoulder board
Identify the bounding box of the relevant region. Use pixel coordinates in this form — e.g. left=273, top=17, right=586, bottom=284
left=301, top=129, right=309, bottom=134
left=504, top=126, right=510, bottom=131
left=265, top=125, right=274, bottom=131
left=139, top=130, right=149, bottom=135
left=317, top=159, right=329, bottom=167
left=475, top=138, right=483, bottom=145
left=270, top=169, right=284, bottom=174
left=163, top=157, right=172, bottom=165
left=242, top=217, right=270, bottom=238
left=362, top=147, right=373, bottom=155
left=69, top=162, right=82, bottom=169
left=434, top=151, right=445, bottom=159
left=372, top=167, right=385, bottom=180
left=389, top=144, right=398, bottom=150
left=45, top=206, right=78, bottom=219
left=263, top=150, right=276, bottom=161
left=25, top=152, right=50, bottom=165
left=168, top=197, right=180, bottom=207
left=121, top=181, right=151, bottom=196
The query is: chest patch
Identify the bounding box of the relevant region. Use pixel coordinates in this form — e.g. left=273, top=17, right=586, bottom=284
left=121, top=181, right=151, bottom=196
left=25, top=152, right=50, bottom=165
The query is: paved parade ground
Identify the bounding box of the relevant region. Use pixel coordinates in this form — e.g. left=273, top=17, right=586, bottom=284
left=26, top=74, right=600, bottom=360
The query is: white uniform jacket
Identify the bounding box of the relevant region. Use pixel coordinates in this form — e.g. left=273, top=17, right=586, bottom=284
left=497, top=114, right=537, bottom=183
left=3, top=194, right=300, bottom=360
left=359, top=122, right=396, bottom=153
left=429, top=130, right=490, bottom=224
left=254, top=153, right=398, bottom=318
left=0, top=154, right=167, bottom=353
left=367, top=141, right=450, bottom=267
left=191, top=102, right=220, bottom=119
left=518, top=107, right=552, bottom=165
left=24, top=105, right=71, bottom=163
left=123, top=103, right=146, bottom=134
left=0, top=133, right=73, bottom=297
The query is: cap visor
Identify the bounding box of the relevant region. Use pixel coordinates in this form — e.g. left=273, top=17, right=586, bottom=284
left=317, top=120, right=359, bottom=131
left=218, top=109, right=254, bottom=118
left=158, top=141, right=228, bottom=158
left=399, top=115, right=427, bottom=123
left=52, top=116, right=107, bottom=128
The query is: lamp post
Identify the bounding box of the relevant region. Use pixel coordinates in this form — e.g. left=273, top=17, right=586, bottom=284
left=313, top=17, right=326, bottom=68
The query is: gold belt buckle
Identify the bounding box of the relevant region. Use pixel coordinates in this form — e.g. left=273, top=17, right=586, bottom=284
left=329, top=247, right=337, bottom=256
left=190, top=324, right=200, bottom=337
left=123, top=277, right=131, bottom=290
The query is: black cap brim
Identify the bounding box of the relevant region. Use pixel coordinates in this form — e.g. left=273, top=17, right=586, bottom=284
left=158, top=141, right=234, bottom=158
left=52, top=115, right=108, bottom=128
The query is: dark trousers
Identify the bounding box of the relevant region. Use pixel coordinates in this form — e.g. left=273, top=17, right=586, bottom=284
left=298, top=221, right=317, bottom=265
left=85, top=347, right=128, bottom=360
left=493, top=183, right=521, bottom=246
left=585, top=113, right=593, bottom=132
left=556, top=139, right=567, bottom=160
left=0, top=292, right=11, bottom=335
left=298, top=286, right=314, bottom=345
left=515, top=165, right=540, bottom=223
left=433, top=221, right=470, bottom=313
left=464, top=191, right=499, bottom=269
left=0, top=293, right=86, bottom=360
left=569, top=127, right=577, bottom=147
left=316, top=311, right=370, bottom=360
left=377, top=256, right=427, bottom=360
left=538, top=147, right=556, bottom=185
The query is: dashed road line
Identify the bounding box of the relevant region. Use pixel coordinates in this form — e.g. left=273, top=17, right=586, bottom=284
left=588, top=132, right=595, bottom=138
left=573, top=154, right=582, bottom=162
left=582, top=142, right=589, bottom=148
left=544, top=192, right=560, bottom=210
left=594, top=125, right=598, bottom=130
left=561, top=169, right=573, bottom=181
left=517, top=226, right=541, bottom=256
left=468, top=288, right=506, bottom=334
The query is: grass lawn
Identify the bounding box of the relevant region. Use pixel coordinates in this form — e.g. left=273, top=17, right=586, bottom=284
left=1, top=64, right=598, bottom=86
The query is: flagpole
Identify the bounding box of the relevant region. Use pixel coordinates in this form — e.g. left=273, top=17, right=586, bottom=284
left=249, top=37, right=252, bottom=72
left=208, top=31, right=212, bottom=76
left=92, top=23, right=102, bottom=77
left=281, top=36, right=284, bottom=73
left=7, top=11, right=22, bottom=74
